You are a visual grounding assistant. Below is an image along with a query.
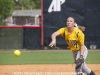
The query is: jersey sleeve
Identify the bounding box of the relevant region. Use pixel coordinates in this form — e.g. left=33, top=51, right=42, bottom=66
left=78, top=31, right=84, bottom=45
left=57, top=28, right=65, bottom=37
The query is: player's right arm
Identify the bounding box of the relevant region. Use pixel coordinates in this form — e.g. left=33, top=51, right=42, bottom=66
left=49, top=28, right=65, bottom=47
left=49, top=31, right=60, bottom=47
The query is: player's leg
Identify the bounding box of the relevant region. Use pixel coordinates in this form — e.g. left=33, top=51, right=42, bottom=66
left=76, top=46, right=91, bottom=74
left=73, top=51, right=83, bottom=75
left=76, top=46, right=95, bottom=75
left=82, top=62, right=95, bottom=75
left=81, top=46, right=95, bottom=75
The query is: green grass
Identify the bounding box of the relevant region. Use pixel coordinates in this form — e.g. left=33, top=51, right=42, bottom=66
left=0, top=51, right=100, bottom=65
left=86, top=51, right=100, bottom=63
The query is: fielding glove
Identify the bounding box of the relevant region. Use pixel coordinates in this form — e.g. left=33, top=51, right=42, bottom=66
left=75, top=55, right=84, bottom=69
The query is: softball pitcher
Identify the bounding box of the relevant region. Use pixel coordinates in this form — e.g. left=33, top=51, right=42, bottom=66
left=49, top=17, right=95, bottom=75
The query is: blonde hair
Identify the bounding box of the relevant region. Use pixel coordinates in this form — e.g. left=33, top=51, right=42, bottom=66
left=74, top=23, right=85, bottom=31
left=78, top=25, right=86, bottom=31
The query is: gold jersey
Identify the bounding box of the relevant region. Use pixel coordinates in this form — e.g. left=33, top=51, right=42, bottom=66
left=58, top=27, right=84, bottom=52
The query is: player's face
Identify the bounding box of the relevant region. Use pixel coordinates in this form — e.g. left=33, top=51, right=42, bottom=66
left=67, top=17, right=75, bottom=28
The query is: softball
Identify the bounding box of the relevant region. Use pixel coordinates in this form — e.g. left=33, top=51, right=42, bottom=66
left=14, top=50, right=21, bottom=57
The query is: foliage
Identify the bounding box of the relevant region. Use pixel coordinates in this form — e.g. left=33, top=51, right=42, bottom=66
left=14, top=0, right=40, bottom=10
left=0, top=0, right=14, bottom=25
left=33, top=0, right=40, bottom=9
left=0, top=0, right=40, bottom=25
left=0, top=22, right=7, bottom=26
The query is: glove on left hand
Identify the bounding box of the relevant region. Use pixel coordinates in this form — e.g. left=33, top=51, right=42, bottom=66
left=75, top=55, right=84, bottom=69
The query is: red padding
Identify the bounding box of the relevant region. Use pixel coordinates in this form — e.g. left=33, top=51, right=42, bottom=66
left=0, top=25, right=41, bottom=28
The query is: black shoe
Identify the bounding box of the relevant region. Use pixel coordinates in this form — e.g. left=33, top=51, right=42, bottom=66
left=89, top=71, right=95, bottom=75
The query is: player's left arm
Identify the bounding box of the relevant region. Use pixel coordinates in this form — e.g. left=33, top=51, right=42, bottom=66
left=75, top=31, right=85, bottom=69
left=80, top=44, right=84, bottom=56
left=78, top=31, right=85, bottom=56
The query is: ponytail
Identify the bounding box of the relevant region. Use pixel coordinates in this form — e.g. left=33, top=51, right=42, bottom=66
left=75, top=23, right=86, bottom=31
left=78, top=25, right=86, bottom=31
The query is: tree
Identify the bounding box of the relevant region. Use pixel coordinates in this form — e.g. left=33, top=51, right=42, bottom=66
left=14, top=0, right=36, bottom=10
left=0, top=0, right=14, bottom=25
left=33, top=0, right=40, bottom=9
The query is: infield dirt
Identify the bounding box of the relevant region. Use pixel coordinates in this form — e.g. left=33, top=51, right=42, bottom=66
left=0, top=64, right=100, bottom=75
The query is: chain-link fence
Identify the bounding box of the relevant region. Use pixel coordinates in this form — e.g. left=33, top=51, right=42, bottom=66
left=0, top=26, right=41, bottom=49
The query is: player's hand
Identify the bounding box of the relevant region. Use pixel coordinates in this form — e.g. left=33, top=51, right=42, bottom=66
left=79, top=55, right=84, bottom=60
left=49, top=40, right=56, bottom=47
